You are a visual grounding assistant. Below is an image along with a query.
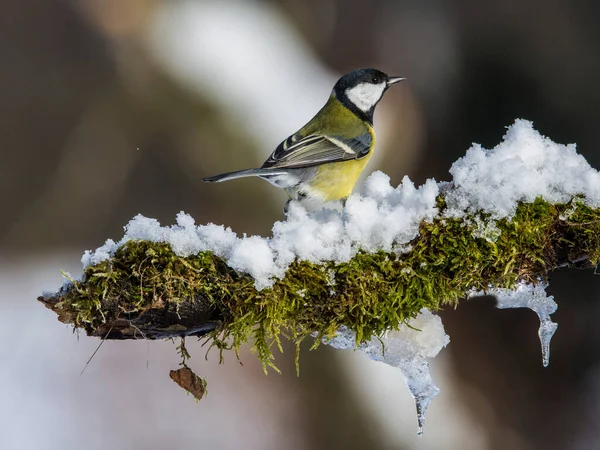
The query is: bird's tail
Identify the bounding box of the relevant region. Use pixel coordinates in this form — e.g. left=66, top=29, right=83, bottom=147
left=202, top=167, right=287, bottom=183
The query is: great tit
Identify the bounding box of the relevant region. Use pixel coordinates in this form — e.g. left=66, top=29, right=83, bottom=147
left=202, top=68, right=404, bottom=203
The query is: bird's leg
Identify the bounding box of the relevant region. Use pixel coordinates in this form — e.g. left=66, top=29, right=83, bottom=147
left=284, top=191, right=307, bottom=215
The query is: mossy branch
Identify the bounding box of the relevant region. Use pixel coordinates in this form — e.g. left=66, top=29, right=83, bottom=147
left=39, top=197, right=600, bottom=368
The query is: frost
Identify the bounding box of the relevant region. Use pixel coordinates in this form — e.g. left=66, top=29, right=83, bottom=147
left=323, top=309, right=450, bottom=435
left=471, top=217, right=501, bottom=243
left=472, top=283, right=558, bottom=367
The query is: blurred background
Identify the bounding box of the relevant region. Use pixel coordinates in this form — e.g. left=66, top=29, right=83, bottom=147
left=2, top=0, right=600, bottom=448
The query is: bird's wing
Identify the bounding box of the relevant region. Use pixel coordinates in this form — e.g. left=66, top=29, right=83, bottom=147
left=261, top=132, right=373, bottom=169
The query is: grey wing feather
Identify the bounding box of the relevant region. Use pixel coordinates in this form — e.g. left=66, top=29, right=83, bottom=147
left=262, top=132, right=372, bottom=169
left=202, top=167, right=288, bottom=183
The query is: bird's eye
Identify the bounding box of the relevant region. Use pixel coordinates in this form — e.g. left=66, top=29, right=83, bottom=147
left=371, top=76, right=380, bottom=84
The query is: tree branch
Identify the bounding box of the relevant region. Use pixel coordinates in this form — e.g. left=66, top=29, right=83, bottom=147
left=38, top=197, right=600, bottom=367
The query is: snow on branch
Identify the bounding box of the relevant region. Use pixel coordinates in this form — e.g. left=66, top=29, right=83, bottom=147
left=38, top=120, right=600, bottom=433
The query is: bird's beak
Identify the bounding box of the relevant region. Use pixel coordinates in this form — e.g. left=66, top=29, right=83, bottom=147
left=386, top=77, right=405, bottom=87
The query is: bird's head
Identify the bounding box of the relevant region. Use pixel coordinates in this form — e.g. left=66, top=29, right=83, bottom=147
left=333, top=68, right=404, bottom=118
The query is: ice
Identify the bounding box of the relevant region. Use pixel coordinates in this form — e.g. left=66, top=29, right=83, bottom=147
left=323, top=309, right=450, bottom=435
left=472, top=283, right=558, bottom=367
left=471, top=217, right=501, bottom=243
left=538, top=319, right=559, bottom=368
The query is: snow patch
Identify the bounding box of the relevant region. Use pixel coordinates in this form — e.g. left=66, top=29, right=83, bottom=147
left=446, top=119, right=600, bottom=218
left=82, top=175, right=439, bottom=290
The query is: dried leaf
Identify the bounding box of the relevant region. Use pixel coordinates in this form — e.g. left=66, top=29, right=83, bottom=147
left=169, top=367, right=207, bottom=401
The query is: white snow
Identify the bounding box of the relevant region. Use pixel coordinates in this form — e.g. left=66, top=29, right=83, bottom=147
left=323, top=309, right=450, bottom=435
left=228, top=236, right=278, bottom=284
left=446, top=119, right=600, bottom=218
left=82, top=175, right=440, bottom=290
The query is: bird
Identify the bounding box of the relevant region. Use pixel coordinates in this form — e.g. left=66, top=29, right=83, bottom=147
left=202, top=68, right=404, bottom=205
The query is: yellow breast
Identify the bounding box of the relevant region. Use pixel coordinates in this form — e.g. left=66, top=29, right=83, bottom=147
left=307, top=154, right=374, bottom=201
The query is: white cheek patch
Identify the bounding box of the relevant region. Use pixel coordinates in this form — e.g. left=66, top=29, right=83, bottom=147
left=345, top=82, right=386, bottom=112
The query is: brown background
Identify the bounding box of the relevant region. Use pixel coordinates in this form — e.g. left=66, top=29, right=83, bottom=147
left=2, top=1, right=600, bottom=449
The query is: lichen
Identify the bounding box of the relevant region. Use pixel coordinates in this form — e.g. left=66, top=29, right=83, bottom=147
left=48, top=197, right=600, bottom=372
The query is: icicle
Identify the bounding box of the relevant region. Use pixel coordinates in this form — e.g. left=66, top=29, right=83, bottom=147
left=396, top=358, right=439, bottom=435
left=322, top=309, right=449, bottom=435
left=537, top=318, right=558, bottom=367
left=474, top=283, right=558, bottom=367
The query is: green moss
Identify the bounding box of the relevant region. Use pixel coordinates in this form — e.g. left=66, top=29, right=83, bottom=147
left=54, top=197, right=600, bottom=371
